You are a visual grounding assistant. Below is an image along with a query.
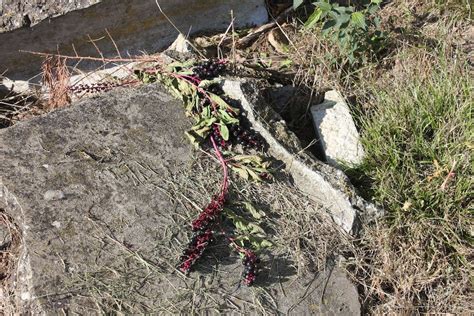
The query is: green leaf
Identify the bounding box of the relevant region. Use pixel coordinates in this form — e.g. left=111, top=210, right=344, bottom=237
left=334, top=12, right=351, bottom=29
left=321, top=19, right=337, bottom=35
left=202, top=105, right=211, bottom=119
left=367, top=3, right=381, bottom=15
left=247, top=168, right=262, bottom=182
left=218, top=109, right=239, bottom=125
left=280, top=59, right=293, bottom=68
left=232, top=166, right=249, bottom=180
left=185, top=131, right=201, bottom=149
left=304, top=7, right=323, bottom=29
left=219, top=123, right=229, bottom=141
left=232, top=154, right=264, bottom=165
left=351, top=12, right=367, bottom=30
left=293, top=0, right=304, bottom=9
left=178, top=79, right=195, bottom=97
left=210, top=93, right=230, bottom=110
left=314, top=1, right=332, bottom=12
left=242, top=202, right=266, bottom=220
left=198, top=79, right=217, bottom=89
left=247, top=236, right=273, bottom=250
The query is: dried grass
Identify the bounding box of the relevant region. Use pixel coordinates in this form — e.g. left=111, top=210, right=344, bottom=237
left=271, top=1, right=473, bottom=314
left=41, top=55, right=71, bottom=110
left=0, top=210, right=23, bottom=314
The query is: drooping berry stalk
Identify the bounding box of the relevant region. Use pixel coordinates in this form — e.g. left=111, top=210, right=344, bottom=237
left=69, top=80, right=137, bottom=94
left=241, top=250, right=259, bottom=286
left=209, top=124, right=228, bottom=149
left=191, top=136, right=229, bottom=231
left=178, top=229, right=214, bottom=274
left=178, top=136, right=229, bottom=273
left=225, top=235, right=260, bottom=286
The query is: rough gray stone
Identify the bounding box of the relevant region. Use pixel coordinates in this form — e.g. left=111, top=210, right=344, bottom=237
left=0, top=0, right=100, bottom=32
left=0, top=0, right=268, bottom=80
left=0, top=83, right=360, bottom=314
left=311, top=90, right=365, bottom=168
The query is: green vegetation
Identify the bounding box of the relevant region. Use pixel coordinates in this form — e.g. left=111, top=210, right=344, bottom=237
left=301, top=0, right=386, bottom=65
left=289, top=0, right=472, bottom=313
left=350, top=50, right=473, bottom=312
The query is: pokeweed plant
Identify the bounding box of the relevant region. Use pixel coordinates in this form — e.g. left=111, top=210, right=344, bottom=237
left=134, top=59, right=273, bottom=286
left=294, top=0, right=386, bottom=65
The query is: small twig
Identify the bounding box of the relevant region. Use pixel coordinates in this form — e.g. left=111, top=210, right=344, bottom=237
left=231, top=10, right=236, bottom=67
left=236, top=7, right=293, bottom=49
left=440, top=160, right=457, bottom=191
left=217, top=17, right=236, bottom=60
left=21, top=50, right=163, bottom=63
left=154, top=0, right=206, bottom=59
left=105, top=28, right=122, bottom=59
left=87, top=34, right=106, bottom=62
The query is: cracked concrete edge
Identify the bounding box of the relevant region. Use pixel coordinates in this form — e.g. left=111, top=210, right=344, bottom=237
left=0, top=179, right=41, bottom=314
left=221, top=78, right=382, bottom=235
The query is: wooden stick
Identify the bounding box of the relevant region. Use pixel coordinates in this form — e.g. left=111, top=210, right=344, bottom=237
left=20, top=50, right=163, bottom=63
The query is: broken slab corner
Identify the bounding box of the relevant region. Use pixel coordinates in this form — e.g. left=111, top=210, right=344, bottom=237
left=311, top=90, right=365, bottom=169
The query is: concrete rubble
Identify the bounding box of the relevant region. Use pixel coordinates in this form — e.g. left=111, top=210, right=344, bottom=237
left=0, top=83, right=362, bottom=314
left=0, top=0, right=268, bottom=80
left=311, top=90, right=365, bottom=168
left=221, top=79, right=378, bottom=234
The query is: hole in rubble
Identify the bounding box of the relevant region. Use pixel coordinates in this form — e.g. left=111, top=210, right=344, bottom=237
left=263, top=84, right=327, bottom=161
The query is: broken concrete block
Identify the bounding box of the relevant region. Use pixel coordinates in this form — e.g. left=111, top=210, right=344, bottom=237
left=166, top=34, right=192, bottom=54
left=221, top=79, right=365, bottom=234
left=311, top=90, right=365, bottom=168
left=0, top=83, right=360, bottom=314
left=0, top=0, right=268, bottom=80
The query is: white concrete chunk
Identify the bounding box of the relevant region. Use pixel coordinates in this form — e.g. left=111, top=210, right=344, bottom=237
left=166, top=34, right=192, bottom=54
left=311, top=90, right=365, bottom=167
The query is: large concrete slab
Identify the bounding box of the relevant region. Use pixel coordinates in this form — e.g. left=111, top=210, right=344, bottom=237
left=0, top=0, right=267, bottom=80
left=0, top=83, right=360, bottom=314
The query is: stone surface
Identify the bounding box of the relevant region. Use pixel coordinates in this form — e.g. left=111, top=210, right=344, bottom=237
left=311, top=90, right=365, bottom=167
left=0, top=0, right=100, bottom=32
left=0, top=0, right=268, bottom=80
left=0, top=83, right=360, bottom=314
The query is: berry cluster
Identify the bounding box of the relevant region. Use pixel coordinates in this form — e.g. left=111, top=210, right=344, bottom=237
left=242, top=251, right=259, bottom=286
left=210, top=124, right=227, bottom=149
left=178, top=229, right=215, bottom=274
left=69, top=82, right=124, bottom=94
left=229, top=124, right=265, bottom=151
left=191, top=194, right=225, bottom=232
left=193, top=59, right=226, bottom=80
left=207, top=83, right=224, bottom=96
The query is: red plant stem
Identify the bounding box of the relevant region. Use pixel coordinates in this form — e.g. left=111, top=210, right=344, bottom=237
left=179, top=74, right=202, bottom=85
left=226, top=236, right=248, bottom=255
left=168, top=72, right=218, bottom=111
left=210, top=136, right=228, bottom=194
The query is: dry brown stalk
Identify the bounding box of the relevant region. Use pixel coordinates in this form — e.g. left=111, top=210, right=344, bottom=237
left=42, top=55, right=71, bottom=109
left=22, top=50, right=163, bottom=63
